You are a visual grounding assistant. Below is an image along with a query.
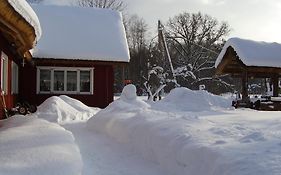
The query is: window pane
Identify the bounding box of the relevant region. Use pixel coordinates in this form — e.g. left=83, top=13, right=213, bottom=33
left=54, top=70, right=64, bottom=91
left=12, top=62, right=19, bottom=94
left=80, top=71, right=90, bottom=92
left=67, top=71, right=77, bottom=91
left=40, top=69, right=51, bottom=91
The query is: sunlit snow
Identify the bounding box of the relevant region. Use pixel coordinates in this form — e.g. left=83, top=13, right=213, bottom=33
left=1, top=85, right=281, bottom=175
left=31, top=5, right=130, bottom=62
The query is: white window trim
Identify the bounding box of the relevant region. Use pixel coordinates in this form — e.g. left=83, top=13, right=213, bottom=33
left=1, top=51, right=8, bottom=95
left=37, top=66, right=94, bottom=95
left=1, top=53, right=3, bottom=92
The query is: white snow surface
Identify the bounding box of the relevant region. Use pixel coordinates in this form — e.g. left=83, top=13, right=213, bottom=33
left=215, top=37, right=281, bottom=68
left=2, top=87, right=281, bottom=175
left=153, top=87, right=231, bottom=112
left=87, top=85, right=281, bottom=175
left=35, top=95, right=98, bottom=124
left=7, top=0, right=42, bottom=43
left=0, top=115, right=82, bottom=175
left=31, top=5, right=130, bottom=62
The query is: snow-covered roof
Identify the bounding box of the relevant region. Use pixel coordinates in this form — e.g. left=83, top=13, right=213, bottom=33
left=31, top=5, right=130, bottom=62
left=7, top=0, right=42, bottom=42
left=215, top=37, right=281, bottom=68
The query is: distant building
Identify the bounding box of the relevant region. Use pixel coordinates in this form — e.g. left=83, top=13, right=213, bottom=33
left=20, top=5, right=130, bottom=108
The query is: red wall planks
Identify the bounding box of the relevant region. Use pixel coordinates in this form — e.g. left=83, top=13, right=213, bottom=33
left=19, top=59, right=114, bottom=108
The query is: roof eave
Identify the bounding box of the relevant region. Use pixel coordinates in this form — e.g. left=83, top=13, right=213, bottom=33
left=0, top=0, right=37, bottom=58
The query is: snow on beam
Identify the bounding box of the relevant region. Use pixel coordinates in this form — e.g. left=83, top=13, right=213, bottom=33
left=7, top=0, right=42, bottom=42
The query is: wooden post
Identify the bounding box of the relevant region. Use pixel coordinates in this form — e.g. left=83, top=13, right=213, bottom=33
left=241, top=72, right=248, bottom=101
left=122, top=65, right=125, bottom=87
left=272, top=75, right=279, bottom=97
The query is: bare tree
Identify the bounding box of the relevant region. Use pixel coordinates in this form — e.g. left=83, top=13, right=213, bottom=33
left=126, top=15, right=149, bottom=88
left=77, top=0, right=126, bottom=11
left=165, top=12, right=232, bottom=93
left=126, top=15, right=148, bottom=52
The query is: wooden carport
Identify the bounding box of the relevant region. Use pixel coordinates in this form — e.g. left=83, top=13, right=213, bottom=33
left=215, top=38, right=281, bottom=109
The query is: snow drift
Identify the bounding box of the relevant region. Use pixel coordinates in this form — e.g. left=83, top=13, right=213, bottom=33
left=153, top=87, right=231, bottom=112
left=87, top=85, right=225, bottom=175
left=87, top=85, right=281, bottom=175
left=88, top=109, right=225, bottom=175
left=36, top=95, right=98, bottom=124
left=10, top=85, right=279, bottom=175
left=0, top=115, right=82, bottom=175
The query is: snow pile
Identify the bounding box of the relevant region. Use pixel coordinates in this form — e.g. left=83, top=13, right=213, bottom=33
left=36, top=95, right=97, bottom=124
left=0, top=115, right=82, bottom=175
left=4, top=84, right=280, bottom=175
left=118, top=84, right=150, bottom=109
left=97, top=84, right=150, bottom=115
left=88, top=109, right=223, bottom=175
left=153, top=87, right=231, bottom=112
left=215, top=37, right=281, bottom=68
left=32, top=5, right=130, bottom=62
left=8, top=0, right=42, bottom=42
left=87, top=86, right=222, bottom=175
left=87, top=85, right=221, bottom=175
left=88, top=85, right=281, bottom=175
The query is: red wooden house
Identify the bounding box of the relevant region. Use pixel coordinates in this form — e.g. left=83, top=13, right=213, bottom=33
left=19, top=5, right=130, bottom=108
left=0, top=0, right=41, bottom=119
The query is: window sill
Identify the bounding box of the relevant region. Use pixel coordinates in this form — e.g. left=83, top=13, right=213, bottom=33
left=37, top=92, right=93, bottom=95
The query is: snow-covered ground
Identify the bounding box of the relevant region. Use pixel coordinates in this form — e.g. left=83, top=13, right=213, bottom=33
left=0, top=115, right=82, bottom=175
left=64, top=123, right=167, bottom=175
left=1, top=85, right=281, bottom=175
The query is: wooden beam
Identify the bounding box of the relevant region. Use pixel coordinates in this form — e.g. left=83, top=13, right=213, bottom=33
left=216, top=47, right=246, bottom=75
left=272, top=75, right=279, bottom=97
left=241, top=71, right=249, bottom=101
left=215, top=45, right=281, bottom=78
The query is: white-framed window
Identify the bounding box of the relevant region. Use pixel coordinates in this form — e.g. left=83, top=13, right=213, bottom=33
left=11, top=61, right=19, bottom=94
left=37, top=67, right=94, bottom=94
left=1, top=52, right=8, bottom=95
